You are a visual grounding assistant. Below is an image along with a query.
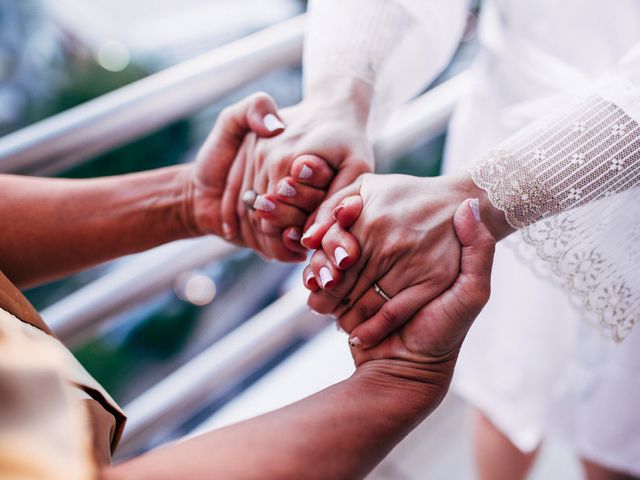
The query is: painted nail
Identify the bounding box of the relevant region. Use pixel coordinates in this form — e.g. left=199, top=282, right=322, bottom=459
left=263, top=113, right=285, bottom=132
left=298, top=164, right=313, bottom=179
left=277, top=180, right=297, bottom=197
left=334, top=247, right=349, bottom=267
left=222, top=222, right=233, bottom=239
left=305, top=271, right=318, bottom=289
left=348, top=336, right=362, bottom=348
left=469, top=198, right=481, bottom=222
left=301, top=224, right=319, bottom=247
left=253, top=196, right=276, bottom=212
left=332, top=205, right=344, bottom=221
left=319, top=267, right=334, bottom=288
left=287, top=228, right=301, bottom=241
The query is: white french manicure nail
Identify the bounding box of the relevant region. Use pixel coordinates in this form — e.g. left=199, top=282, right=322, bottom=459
left=277, top=181, right=297, bottom=197
left=263, top=113, right=285, bottom=132
left=298, top=164, right=313, bottom=179
left=334, top=247, right=349, bottom=267
left=469, top=198, right=481, bottom=222
left=287, top=229, right=301, bottom=241
left=319, top=267, right=334, bottom=288
left=305, top=270, right=316, bottom=286
left=349, top=336, right=362, bottom=348
left=301, top=224, right=319, bottom=244
left=253, top=196, right=276, bottom=212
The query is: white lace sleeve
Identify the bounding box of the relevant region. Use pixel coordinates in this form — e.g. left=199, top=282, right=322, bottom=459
left=304, top=0, right=468, bottom=134
left=471, top=44, right=640, bottom=341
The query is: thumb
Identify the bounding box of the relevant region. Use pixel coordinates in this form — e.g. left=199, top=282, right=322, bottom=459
left=448, top=198, right=497, bottom=316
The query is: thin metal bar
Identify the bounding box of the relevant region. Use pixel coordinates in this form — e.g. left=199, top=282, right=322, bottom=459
left=42, top=237, right=236, bottom=343
left=117, top=286, right=327, bottom=455
left=43, top=71, right=470, bottom=344
left=0, top=15, right=305, bottom=175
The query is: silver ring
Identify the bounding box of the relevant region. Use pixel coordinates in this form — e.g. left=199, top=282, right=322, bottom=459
left=373, top=282, right=391, bottom=302
left=241, top=189, right=258, bottom=211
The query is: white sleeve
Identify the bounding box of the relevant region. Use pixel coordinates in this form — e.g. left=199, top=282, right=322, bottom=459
left=303, top=0, right=469, bottom=133
left=471, top=43, right=640, bottom=341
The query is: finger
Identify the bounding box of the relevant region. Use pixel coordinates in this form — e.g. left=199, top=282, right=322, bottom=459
left=220, top=139, right=249, bottom=241
left=257, top=221, right=306, bottom=262
left=282, top=227, right=306, bottom=253
left=303, top=264, right=320, bottom=291
left=348, top=283, right=432, bottom=349
left=290, top=155, right=335, bottom=188
left=324, top=156, right=372, bottom=198
left=275, top=177, right=327, bottom=213
left=242, top=92, right=286, bottom=138
left=320, top=223, right=360, bottom=270
left=254, top=194, right=307, bottom=228
left=336, top=287, right=385, bottom=334
left=299, top=181, right=362, bottom=250
left=446, top=198, right=497, bottom=314
left=309, top=250, right=342, bottom=292
left=331, top=195, right=364, bottom=229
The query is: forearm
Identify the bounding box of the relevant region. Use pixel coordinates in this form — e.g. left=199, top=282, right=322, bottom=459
left=105, top=359, right=448, bottom=480
left=0, top=165, right=197, bottom=287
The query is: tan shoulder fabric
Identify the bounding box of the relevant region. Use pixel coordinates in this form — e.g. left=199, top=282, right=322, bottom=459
left=0, top=311, right=97, bottom=480
left=0, top=272, right=127, bottom=461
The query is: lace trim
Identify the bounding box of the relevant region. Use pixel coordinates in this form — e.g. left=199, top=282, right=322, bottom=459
left=471, top=94, right=640, bottom=341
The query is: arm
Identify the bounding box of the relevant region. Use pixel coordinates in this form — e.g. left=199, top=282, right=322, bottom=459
left=0, top=93, right=284, bottom=288
left=220, top=0, right=470, bottom=260
left=104, top=199, right=494, bottom=480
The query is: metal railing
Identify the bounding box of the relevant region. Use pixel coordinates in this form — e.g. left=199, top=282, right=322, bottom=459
left=1, top=13, right=473, bottom=458
left=0, top=15, right=305, bottom=175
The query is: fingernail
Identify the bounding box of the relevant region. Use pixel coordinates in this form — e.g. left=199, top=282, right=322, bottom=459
left=287, top=228, right=301, bottom=241
left=222, top=222, right=233, bottom=239
left=305, top=271, right=318, bottom=289
left=254, top=196, right=276, bottom=212
left=334, top=247, right=349, bottom=267
left=298, top=164, right=313, bottom=179
left=277, top=180, right=297, bottom=197
left=469, top=198, right=481, bottom=222
left=263, top=113, right=285, bottom=132
left=332, top=205, right=344, bottom=220
left=301, top=224, right=319, bottom=247
left=349, top=336, right=362, bottom=348
left=319, top=267, right=334, bottom=288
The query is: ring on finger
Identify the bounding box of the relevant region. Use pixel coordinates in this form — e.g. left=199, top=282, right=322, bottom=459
left=242, top=189, right=258, bottom=211
left=372, top=282, right=391, bottom=302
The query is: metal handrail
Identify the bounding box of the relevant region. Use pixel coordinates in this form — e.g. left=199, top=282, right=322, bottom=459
left=43, top=237, right=236, bottom=343
left=117, top=286, right=327, bottom=455
left=0, top=15, right=305, bottom=175
left=42, top=72, right=472, bottom=344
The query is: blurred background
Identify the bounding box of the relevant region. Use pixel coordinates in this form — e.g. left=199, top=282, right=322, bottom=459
left=0, top=0, right=582, bottom=478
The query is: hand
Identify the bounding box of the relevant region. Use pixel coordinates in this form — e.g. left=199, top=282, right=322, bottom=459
left=220, top=79, right=375, bottom=262
left=352, top=199, right=495, bottom=395
left=301, top=171, right=511, bottom=348
left=185, top=93, right=286, bottom=239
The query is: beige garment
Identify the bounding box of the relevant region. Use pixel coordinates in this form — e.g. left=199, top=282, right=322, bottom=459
left=0, top=308, right=96, bottom=480
left=0, top=271, right=126, bottom=475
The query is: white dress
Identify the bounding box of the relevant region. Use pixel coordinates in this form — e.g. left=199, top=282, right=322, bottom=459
left=304, top=0, right=640, bottom=474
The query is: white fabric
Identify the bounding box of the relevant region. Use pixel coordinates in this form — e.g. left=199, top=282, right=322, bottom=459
left=443, top=0, right=640, bottom=473
left=304, top=0, right=468, bottom=135
left=304, top=0, right=640, bottom=473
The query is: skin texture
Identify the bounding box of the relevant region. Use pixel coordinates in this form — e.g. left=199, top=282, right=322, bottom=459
left=301, top=170, right=514, bottom=348
left=0, top=93, right=285, bottom=288
left=220, top=77, right=375, bottom=262
left=103, top=199, right=496, bottom=480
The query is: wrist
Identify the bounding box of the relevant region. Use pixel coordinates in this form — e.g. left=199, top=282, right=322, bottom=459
left=303, top=76, right=374, bottom=128
left=178, top=164, right=207, bottom=238
left=353, top=357, right=456, bottom=415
